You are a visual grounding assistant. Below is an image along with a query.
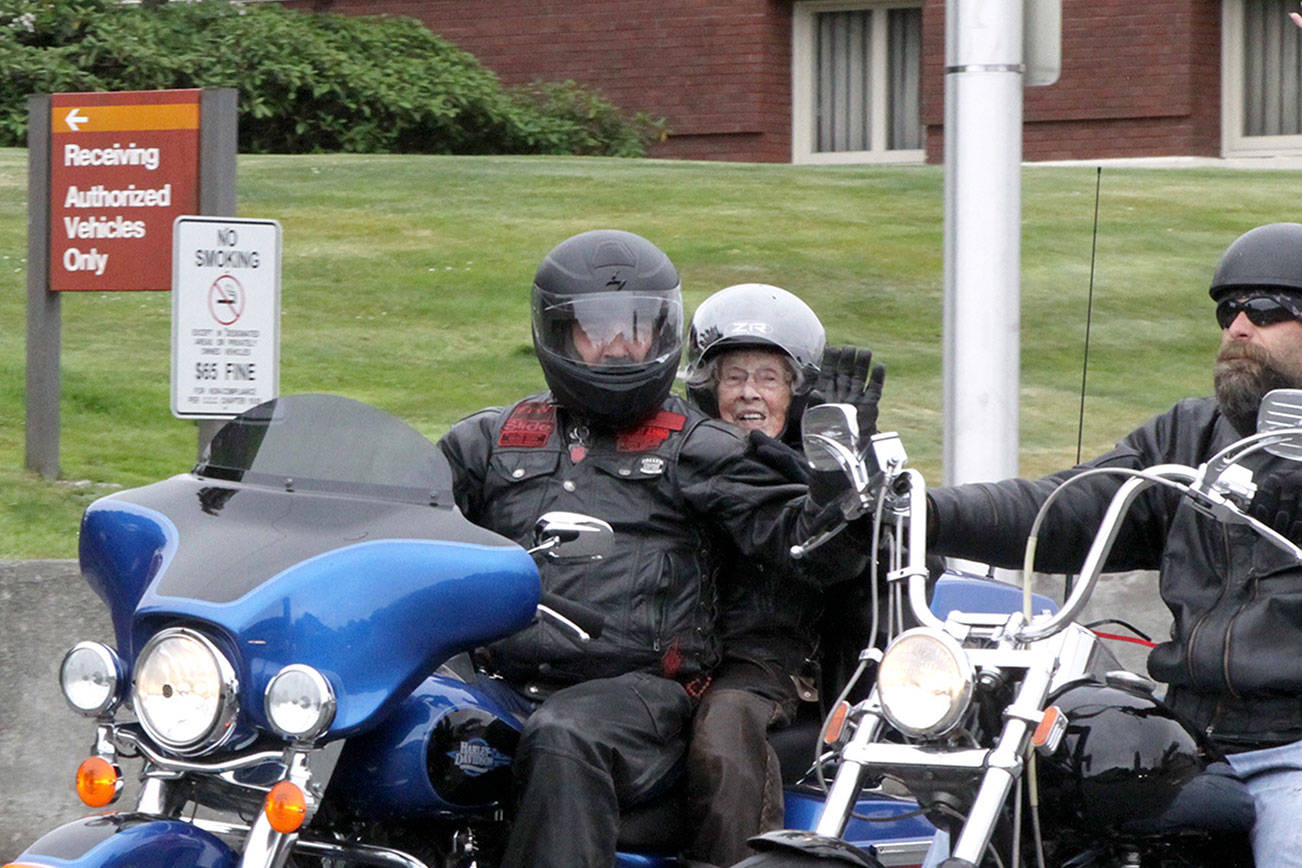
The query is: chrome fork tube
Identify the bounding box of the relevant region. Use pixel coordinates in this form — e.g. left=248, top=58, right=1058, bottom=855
left=237, top=812, right=297, bottom=868
left=949, top=649, right=1056, bottom=865
left=137, top=770, right=180, bottom=815
left=813, top=710, right=885, bottom=837
left=236, top=746, right=329, bottom=868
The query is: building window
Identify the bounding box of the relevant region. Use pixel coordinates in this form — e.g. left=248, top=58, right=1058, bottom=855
left=792, top=1, right=924, bottom=164
left=1223, top=0, right=1302, bottom=156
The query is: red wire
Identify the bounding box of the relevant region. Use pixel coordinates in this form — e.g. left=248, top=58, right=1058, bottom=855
left=1091, top=630, right=1157, bottom=648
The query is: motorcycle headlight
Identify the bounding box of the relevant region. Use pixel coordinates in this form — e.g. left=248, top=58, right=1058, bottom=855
left=264, top=664, right=336, bottom=741
left=877, top=628, right=974, bottom=738
left=132, top=628, right=239, bottom=755
left=60, top=641, right=124, bottom=716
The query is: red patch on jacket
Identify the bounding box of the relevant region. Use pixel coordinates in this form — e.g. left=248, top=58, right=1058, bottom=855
left=498, top=402, right=555, bottom=448
left=660, top=638, right=684, bottom=679
left=616, top=411, right=686, bottom=452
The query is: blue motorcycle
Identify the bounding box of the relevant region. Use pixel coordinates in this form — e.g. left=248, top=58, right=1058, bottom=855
left=10, top=394, right=1040, bottom=868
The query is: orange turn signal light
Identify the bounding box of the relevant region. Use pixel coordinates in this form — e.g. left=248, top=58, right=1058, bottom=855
left=264, top=781, right=308, bottom=834
left=75, top=756, right=120, bottom=808
left=1031, top=704, right=1068, bottom=754
left=823, top=701, right=851, bottom=744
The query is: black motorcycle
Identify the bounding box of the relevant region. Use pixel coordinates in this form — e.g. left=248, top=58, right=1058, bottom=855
left=735, top=394, right=1302, bottom=867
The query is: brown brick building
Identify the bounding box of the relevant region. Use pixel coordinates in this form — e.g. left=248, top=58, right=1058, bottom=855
left=282, top=0, right=1302, bottom=164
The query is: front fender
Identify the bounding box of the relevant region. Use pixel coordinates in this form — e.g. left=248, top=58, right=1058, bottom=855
left=747, top=830, right=883, bottom=867
left=10, top=814, right=236, bottom=868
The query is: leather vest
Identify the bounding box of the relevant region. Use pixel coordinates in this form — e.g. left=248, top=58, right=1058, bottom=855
left=445, top=393, right=721, bottom=685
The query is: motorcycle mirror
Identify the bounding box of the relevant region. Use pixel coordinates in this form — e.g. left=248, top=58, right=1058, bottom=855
left=531, top=512, right=614, bottom=562
left=1258, top=389, right=1302, bottom=461
left=801, top=403, right=860, bottom=472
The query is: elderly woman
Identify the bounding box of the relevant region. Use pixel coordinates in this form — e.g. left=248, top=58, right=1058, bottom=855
left=682, top=283, right=884, bottom=866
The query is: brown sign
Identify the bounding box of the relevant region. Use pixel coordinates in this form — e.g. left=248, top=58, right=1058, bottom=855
left=49, top=89, right=201, bottom=291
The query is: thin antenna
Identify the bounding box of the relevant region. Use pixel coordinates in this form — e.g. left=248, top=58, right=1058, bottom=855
left=1076, top=167, right=1102, bottom=464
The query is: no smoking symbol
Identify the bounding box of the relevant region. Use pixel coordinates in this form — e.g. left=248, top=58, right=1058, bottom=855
left=208, top=274, right=245, bottom=325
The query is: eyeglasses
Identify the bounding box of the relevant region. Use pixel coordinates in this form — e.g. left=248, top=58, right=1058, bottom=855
left=1215, top=295, right=1302, bottom=329
left=717, top=366, right=791, bottom=392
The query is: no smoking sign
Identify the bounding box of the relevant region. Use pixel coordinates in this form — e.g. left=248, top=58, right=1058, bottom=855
left=208, top=274, right=245, bottom=325
left=172, top=216, right=281, bottom=419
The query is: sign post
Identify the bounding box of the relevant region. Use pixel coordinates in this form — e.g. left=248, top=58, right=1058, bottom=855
left=25, top=88, right=235, bottom=477
left=171, top=217, right=281, bottom=420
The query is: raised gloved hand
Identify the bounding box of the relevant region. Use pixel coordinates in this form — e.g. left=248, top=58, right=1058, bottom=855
left=810, top=345, right=886, bottom=438
left=1248, top=470, right=1302, bottom=545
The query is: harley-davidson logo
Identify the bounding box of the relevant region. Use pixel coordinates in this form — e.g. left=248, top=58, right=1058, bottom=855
left=447, top=738, right=512, bottom=778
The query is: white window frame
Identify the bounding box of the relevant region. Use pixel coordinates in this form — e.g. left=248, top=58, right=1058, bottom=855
left=791, top=0, right=925, bottom=165
left=1221, top=0, right=1302, bottom=157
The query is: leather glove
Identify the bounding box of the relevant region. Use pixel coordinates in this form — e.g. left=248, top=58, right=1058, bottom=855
left=746, top=429, right=809, bottom=484
left=1248, top=469, right=1302, bottom=545
left=746, top=429, right=846, bottom=506
left=810, top=345, right=886, bottom=437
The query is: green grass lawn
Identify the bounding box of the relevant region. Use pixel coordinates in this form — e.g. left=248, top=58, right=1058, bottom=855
left=2, top=149, right=1299, bottom=557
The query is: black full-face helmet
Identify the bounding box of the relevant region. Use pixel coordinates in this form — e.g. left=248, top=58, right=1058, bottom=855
left=1209, top=222, right=1302, bottom=303
left=531, top=230, right=683, bottom=429
left=684, top=283, right=826, bottom=430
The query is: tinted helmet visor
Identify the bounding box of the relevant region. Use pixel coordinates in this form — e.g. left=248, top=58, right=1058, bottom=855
left=534, top=289, right=683, bottom=369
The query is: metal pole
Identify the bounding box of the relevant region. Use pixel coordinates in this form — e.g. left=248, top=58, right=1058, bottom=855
left=25, top=94, right=59, bottom=480
left=195, top=88, right=239, bottom=459
left=942, top=0, right=1023, bottom=487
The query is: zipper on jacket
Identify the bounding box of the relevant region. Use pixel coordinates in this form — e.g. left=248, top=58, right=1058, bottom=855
left=1220, top=574, right=1256, bottom=700
left=653, top=586, right=671, bottom=654
left=651, top=554, right=672, bottom=653
left=1184, top=527, right=1234, bottom=689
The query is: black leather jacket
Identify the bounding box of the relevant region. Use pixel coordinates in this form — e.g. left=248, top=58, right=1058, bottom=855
left=710, top=434, right=921, bottom=703
left=930, top=396, right=1302, bottom=749
left=438, top=393, right=866, bottom=687
left=713, top=532, right=826, bottom=697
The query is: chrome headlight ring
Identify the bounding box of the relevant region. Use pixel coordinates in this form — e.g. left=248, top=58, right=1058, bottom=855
left=264, top=664, right=337, bottom=742
left=876, top=627, right=975, bottom=739
left=131, top=627, right=240, bottom=756
left=60, top=641, right=125, bottom=717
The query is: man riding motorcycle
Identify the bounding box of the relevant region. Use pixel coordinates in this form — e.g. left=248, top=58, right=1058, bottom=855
left=926, top=222, right=1302, bottom=865
left=437, top=230, right=868, bottom=867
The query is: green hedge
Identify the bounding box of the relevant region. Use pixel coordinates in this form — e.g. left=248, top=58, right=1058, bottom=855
left=0, top=0, right=666, bottom=155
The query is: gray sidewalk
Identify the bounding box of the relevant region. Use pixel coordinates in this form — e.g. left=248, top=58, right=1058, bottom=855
left=0, top=560, right=116, bottom=859
left=1028, top=154, right=1302, bottom=171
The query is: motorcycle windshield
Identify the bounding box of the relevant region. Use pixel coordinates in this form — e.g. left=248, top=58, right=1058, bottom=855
left=195, top=393, right=452, bottom=505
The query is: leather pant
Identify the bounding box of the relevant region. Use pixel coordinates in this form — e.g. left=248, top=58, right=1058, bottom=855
left=685, top=658, right=801, bottom=867
left=501, top=671, right=692, bottom=868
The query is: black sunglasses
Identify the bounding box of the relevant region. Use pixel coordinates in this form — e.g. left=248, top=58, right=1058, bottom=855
left=1215, top=296, right=1302, bottom=329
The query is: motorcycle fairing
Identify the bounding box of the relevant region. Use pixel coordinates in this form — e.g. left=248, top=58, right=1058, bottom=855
left=11, top=815, right=236, bottom=868
left=79, top=498, right=179, bottom=658
left=79, top=477, right=541, bottom=737
left=329, top=672, right=528, bottom=817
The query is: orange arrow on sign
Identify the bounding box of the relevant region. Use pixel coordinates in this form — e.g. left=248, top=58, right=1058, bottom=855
left=52, top=102, right=200, bottom=134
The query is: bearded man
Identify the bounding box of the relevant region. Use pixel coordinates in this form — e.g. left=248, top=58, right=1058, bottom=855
left=925, top=223, right=1302, bottom=865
